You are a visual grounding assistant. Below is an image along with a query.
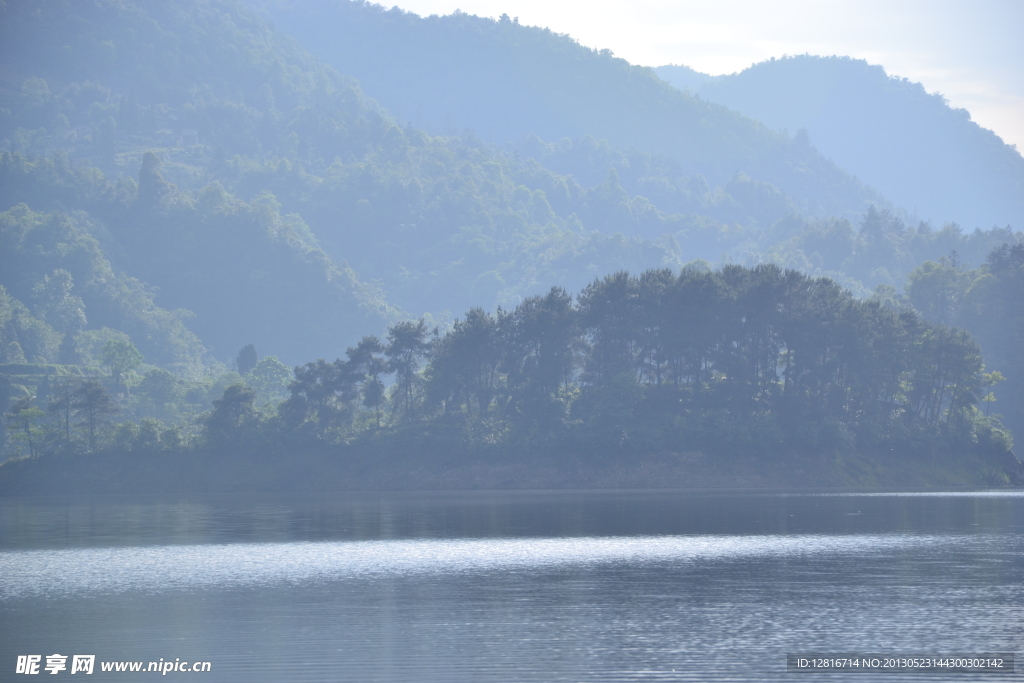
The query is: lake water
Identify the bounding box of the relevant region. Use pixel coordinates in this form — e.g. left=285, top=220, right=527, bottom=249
left=1, top=490, right=1022, bottom=681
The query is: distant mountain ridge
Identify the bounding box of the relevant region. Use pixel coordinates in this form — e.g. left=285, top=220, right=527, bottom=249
left=656, top=56, right=1024, bottom=231
left=245, top=0, right=885, bottom=224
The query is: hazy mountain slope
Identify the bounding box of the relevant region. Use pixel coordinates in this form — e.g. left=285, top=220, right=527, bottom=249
left=0, top=0, right=688, bottom=350
left=0, top=0, right=829, bottom=324
left=656, top=56, right=1024, bottom=231
left=2, top=0, right=1017, bottom=367
left=0, top=152, right=393, bottom=367
left=245, top=0, right=885, bottom=223
left=0, top=0, right=397, bottom=175
left=0, top=200, right=206, bottom=374
left=654, top=64, right=717, bottom=93
left=0, top=0, right=397, bottom=364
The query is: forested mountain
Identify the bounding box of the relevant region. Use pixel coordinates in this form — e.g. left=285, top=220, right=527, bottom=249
left=656, top=56, right=1024, bottom=231
left=0, top=153, right=391, bottom=365
left=0, top=200, right=205, bottom=373
left=0, top=0, right=397, bottom=366
left=0, top=0, right=1021, bottom=469
left=0, top=0, right=780, bottom=338
left=0, top=0, right=861, bottom=352
left=238, top=0, right=1021, bottom=285
left=243, top=0, right=885, bottom=223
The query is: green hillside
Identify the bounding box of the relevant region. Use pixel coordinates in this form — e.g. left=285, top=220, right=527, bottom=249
left=0, top=0, right=838, bottom=337
left=0, top=152, right=391, bottom=365
left=0, top=201, right=205, bottom=372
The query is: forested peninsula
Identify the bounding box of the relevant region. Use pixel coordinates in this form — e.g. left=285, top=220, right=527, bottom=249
left=2, top=264, right=1020, bottom=494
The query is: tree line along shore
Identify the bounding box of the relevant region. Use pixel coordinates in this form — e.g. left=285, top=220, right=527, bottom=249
left=2, top=263, right=1021, bottom=494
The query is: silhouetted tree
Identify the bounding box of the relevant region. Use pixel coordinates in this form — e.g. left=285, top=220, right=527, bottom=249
left=47, top=377, right=78, bottom=448
left=73, top=379, right=117, bottom=450
left=136, top=152, right=175, bottom=205
left=386, top=320, right=431, bottom=420
left=346, top=336, right=387, bottom=426
left=237, top=344, right=258, bottom=376
left=205, top=383, right=256, bottom=441
left=5, top=396, right=44, bottom=457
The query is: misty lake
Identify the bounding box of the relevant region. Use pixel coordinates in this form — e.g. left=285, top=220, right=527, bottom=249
left=1, top=490, right=1022, bottom=682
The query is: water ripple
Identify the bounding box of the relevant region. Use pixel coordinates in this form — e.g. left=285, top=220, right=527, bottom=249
left=0, top=533, right=977, bottom=599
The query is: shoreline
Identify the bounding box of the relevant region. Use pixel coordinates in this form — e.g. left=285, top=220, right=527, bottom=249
left=1, top=445, right=1019, bottom=496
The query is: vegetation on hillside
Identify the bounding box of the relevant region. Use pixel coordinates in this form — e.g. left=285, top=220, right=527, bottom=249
left=0, top=0, right=1020, bottom=484
left=898, top=243, right=1024, bottom=441
left=246, top=0, right=884, bottom=221
left=2, top=264, right=1017, bottom=491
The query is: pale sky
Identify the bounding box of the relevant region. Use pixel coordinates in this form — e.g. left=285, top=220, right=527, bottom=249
left=393, top=0, right=1024, bottom=151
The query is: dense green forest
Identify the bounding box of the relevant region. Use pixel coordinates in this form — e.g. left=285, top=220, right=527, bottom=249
left=0, top=0, right=1021, bottom=487
left=2, top=264, right=1019, bottom=491
left=899, top=243, right=1024, bottom=441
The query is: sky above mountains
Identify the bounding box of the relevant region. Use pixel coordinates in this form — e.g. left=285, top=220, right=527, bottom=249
left=395, top=0, right=1024, bottom=152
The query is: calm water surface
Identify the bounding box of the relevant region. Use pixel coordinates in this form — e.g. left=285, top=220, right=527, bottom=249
left=1, top=489, right=1022, bottom=681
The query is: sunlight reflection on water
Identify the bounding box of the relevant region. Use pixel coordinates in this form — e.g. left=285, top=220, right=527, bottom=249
left=1, top=493, right=1022, bottom=682
left=0, top=532, right=966, bottom=599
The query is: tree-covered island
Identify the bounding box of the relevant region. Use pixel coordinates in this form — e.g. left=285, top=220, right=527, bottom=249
left=2, top=264, right=1020, bottom=494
